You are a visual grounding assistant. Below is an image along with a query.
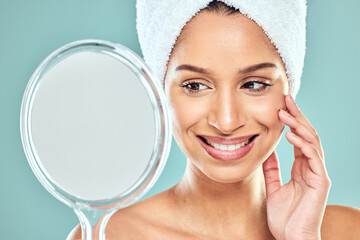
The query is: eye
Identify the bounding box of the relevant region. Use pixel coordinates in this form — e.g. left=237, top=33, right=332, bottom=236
left=180, top=81, right=209, bottom=94
left=241, top=81, right=272, bottom=92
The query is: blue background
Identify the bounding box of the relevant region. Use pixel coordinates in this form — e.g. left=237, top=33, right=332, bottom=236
left=0, top=0, right=359, bottom=239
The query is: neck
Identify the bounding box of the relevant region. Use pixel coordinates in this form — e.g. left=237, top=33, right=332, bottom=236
left=170, top=159, right=274, bottom=239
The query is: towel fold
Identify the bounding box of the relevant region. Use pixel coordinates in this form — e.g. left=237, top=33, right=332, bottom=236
left=136, top=0, right=307, bottom=98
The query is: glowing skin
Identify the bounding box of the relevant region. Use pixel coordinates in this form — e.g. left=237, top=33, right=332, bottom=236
left=104, top=10, right=330, bottom=240
left=160, top=11, right=288, bottom=239
left=164, top=11, right=288, bottom=184
left=69, top=8, right=358, bottom=240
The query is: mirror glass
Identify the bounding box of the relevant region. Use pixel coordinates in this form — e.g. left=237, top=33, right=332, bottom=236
left=31, top=50, right=155, bottom=200
left=20, top=40, right=171, bottom=239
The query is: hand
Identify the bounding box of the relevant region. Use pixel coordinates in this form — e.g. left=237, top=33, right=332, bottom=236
left=262, top=94, right=331, bottom=240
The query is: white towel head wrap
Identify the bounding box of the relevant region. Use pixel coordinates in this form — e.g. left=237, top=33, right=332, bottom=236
left=136, top=0, right=307, bottom=99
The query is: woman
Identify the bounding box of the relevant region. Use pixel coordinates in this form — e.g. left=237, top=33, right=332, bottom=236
left=69, top=1, right=360, bottom=239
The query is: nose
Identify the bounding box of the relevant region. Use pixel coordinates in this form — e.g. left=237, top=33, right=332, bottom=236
left=207, top=89, right=246, bottom=134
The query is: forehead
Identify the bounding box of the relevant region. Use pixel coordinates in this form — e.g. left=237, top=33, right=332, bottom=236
left=171, top=11, right=283, bottom=70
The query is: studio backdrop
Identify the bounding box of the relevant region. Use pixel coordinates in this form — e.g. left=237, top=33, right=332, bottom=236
left=0, top=0, right=359, bottom=239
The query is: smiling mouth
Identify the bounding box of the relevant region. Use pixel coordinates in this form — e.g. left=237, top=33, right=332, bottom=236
left=199, top=135, right=258, bottom=151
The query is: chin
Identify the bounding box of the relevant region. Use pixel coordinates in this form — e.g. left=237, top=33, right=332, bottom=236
left=197, top=156, right=264, bottom=184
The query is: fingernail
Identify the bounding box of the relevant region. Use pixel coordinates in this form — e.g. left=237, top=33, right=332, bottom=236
left=288, top=94, right=295, bottom=103
left=280, top=109, right=291, bottom=117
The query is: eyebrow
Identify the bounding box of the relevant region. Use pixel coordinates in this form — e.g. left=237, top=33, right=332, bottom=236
left=175, top=62, right=277, bottom=75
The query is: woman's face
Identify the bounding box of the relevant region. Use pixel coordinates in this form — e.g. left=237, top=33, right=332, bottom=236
left=164, top=11, right=288, bottom=183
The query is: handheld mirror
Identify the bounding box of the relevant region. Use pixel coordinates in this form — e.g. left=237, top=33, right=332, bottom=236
left=20, top=39, right=172, bottom=239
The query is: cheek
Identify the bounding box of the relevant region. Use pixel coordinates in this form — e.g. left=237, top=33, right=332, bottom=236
left=246, top=94, right=285, bottom=131
left=167, top=89, right=208, bottom=141
left=168, top=96, right=211, bottom=161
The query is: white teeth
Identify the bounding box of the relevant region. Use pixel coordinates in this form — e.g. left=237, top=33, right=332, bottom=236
left=205, top=138, right=252, bottom=151
left=228, top=145, right=235, bottom=151
left=220, top=145, right=227, bottom=150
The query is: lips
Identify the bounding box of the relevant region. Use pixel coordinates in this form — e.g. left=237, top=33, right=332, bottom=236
left=200, top=134, right=255, bottom=145
left=197, top=134, right=258, bottom=161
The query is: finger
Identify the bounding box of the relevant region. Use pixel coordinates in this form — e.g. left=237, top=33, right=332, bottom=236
left=285, top=94, right=317, bottom=134
left=262, top=151, right=282, bottom=197
left=279, top=109, right=324, bottom=159
left=285, top=131, right=327, bottom=177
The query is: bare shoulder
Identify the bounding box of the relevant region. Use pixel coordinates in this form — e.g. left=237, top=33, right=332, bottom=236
left=66, top=189, right=179, bottom=240
left=105, top=188, right=184, bottom=239
left=321, top=205, right=360, bottom=240
left=66, top=224, right=81, bottom=240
